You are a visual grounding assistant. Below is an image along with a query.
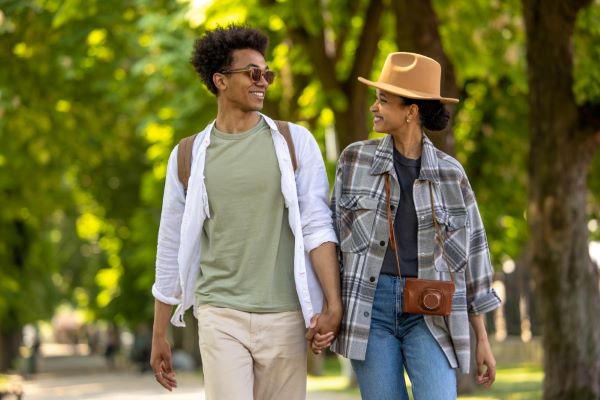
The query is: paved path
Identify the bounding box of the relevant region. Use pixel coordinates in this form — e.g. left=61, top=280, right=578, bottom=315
left=22, top=370, right=358, bottom=400
left=20, top=353, right=358, bottom=400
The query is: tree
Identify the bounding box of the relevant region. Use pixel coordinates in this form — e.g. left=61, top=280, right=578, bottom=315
left=521, top=0, right=600, bottom=398
left=394, top=0, right=460, bottom=153
left=252, top=0, right=383, bottom=152
left=0, top=0, right=198, bottom=370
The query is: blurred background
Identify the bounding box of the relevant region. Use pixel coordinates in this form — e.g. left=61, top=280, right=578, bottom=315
left=1, top=0, right=599, bottom=399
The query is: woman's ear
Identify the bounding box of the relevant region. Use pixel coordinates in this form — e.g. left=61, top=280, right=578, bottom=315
left=409, top=104, right=419, bottom=120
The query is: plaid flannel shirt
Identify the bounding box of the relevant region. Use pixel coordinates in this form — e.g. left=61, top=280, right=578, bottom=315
left=330, top=133, right=501, bottom=373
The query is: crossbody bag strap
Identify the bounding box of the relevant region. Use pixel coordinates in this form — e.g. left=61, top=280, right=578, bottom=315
left=428, top=181, right=455, bottom=282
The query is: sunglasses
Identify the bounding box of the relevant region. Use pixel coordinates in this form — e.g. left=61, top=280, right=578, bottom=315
left=221, top=67, right=275, bottom=84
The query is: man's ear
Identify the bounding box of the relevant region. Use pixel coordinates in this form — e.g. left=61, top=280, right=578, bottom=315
left=213, top=72, right=227, bottom=92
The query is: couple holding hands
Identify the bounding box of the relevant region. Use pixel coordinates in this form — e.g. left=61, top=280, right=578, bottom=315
left=151, top=25, right=500, bottom=400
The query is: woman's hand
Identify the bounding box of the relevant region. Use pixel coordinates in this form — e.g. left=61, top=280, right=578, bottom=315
left=475, top=336, right=496, bottom=388
left=469, top=314, right=496, bottom=388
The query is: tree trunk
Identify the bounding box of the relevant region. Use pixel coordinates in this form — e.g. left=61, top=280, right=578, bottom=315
left=503, top=271, right=522, bottom=336
left=335, top=94, right=370, bottom=151
left=515, top=244, right=536, bottom=339
left=283, top=0, right=383, bottom=152
left=393, top=0, right=460, bottom=155
left=522, top=0, right=600, bottom=398
left=0, top=328, right=22, bottom=373
left=1, top=226, right=28, bottom=373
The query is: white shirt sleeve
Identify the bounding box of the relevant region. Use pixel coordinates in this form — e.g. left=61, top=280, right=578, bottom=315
left=292, top=125, right=338, bottom=253
left=152, top=146, right=185, bottom=305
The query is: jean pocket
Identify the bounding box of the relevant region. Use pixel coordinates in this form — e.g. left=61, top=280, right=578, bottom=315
left=338, top=194, right=379, bottom=254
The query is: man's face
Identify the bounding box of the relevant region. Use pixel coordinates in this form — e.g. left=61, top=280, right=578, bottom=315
left=219, top=48, right=271, bottom=112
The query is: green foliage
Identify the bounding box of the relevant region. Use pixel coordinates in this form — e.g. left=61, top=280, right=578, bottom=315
left=575, top=2, right=600, bottom=240
left=574, top=2, right=600, bottom=105
left=0, top=0, right=212, bottom=329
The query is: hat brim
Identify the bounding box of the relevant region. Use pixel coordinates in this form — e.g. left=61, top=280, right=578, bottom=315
left=358, top=77, right=459, bottom=104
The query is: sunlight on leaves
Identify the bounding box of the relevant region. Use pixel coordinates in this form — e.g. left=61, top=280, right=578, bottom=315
left=183, top=0, right=214, bottom=28
left=144, top=122, right=173, bottom=143
left=87, top=29, right=107, bottom=46
left=269, top=15, right=284, bottom=31
left=13, top=42, right=33, bottom=58
left=76, top=212, right=103, bottom=240
left=205, top=1, right=247, bottom=29
left=55, top=100, right=71, bottom=113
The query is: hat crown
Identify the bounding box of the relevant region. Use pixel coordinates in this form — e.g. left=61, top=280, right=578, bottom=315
left=378, top=53, right=442, bottom=97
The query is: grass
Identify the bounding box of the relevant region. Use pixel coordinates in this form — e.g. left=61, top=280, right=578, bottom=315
left=461, top=363, right=543, bottom=400
left=307, top=356, right=543, bottom=399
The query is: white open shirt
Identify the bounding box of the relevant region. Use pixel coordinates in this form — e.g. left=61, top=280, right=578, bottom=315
left=152, top=114, right=338, bottom=327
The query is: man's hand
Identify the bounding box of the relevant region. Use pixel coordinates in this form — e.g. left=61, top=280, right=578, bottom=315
left=150, top=336, right=177, bottom=391
left=151, top=299, right=177, bottom=391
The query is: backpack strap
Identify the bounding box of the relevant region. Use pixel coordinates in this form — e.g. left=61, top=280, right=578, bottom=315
left=274, top=120, right=297, bottom=172
left=177, top=134, right=197, bottom=196
left=177, top=120, right=297, bottom=197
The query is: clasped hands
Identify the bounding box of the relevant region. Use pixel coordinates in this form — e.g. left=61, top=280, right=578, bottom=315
left=305, top=303, right=342, bottom=354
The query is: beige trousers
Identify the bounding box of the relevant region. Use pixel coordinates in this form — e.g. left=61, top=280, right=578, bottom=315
left=197, top=305, right=307, bottom=400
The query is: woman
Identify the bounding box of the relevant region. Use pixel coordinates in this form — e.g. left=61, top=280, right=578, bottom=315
left=329, top=53, right=501, bottom=399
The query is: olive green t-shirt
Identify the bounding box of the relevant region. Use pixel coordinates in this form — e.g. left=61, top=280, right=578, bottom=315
left=195, top=118, right=300, bottom=312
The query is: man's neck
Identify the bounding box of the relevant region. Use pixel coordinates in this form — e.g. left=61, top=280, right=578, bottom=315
left=214, top=108, right=261, bottom=134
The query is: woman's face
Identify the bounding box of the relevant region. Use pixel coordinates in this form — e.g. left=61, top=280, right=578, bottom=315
left=370, top=89, right=410, bottom=133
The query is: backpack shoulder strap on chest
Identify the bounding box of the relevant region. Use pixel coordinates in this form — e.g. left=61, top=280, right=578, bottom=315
left=177, top=134, right=197, bottom=196
left=177, top=121, right=297, bottom=197
left=274, top=120, right=297, bottom=172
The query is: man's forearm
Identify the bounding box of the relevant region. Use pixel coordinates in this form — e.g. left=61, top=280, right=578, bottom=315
left=153, top=299, right=174, bottom=339
left=309, top=242, right=342, bottom=312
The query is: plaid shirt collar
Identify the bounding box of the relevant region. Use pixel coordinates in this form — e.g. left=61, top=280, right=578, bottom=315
left=369, top=133, right=441, bottom=184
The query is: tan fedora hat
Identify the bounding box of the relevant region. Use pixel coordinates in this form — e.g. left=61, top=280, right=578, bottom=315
left=358, top=52, right=459, bottom=104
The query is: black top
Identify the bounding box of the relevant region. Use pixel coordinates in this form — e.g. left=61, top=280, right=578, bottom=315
left=380, top=148, right=421, bottom=277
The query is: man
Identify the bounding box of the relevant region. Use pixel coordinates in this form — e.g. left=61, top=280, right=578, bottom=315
left=150, top=25, right=341, bottom=399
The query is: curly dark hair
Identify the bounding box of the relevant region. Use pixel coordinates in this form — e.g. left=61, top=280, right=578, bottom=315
left=190, top=25, right=269, bottom=95
left=401, top=97, right=450, bottom=131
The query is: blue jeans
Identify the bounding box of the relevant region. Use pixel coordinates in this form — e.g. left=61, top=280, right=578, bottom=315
left=351, top=274, right=457, bottom=400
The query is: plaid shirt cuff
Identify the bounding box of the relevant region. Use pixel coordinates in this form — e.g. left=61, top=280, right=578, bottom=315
left=468, top=289, right=501, bottom=315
